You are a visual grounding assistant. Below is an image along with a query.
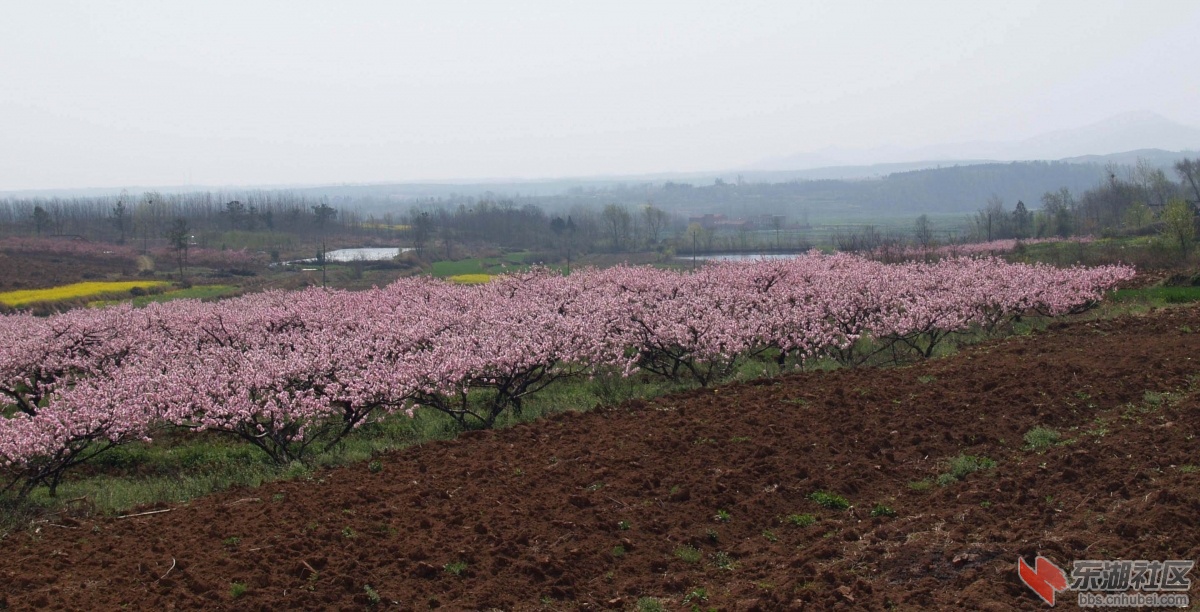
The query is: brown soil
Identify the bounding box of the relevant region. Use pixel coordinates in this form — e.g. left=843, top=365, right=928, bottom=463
left=0, top=250, right=141, bottom=291
left=3, top=307, right=1199, bottom=611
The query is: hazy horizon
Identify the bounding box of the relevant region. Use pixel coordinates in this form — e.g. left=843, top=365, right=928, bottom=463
left=3, top=0, right=1199, bottom=191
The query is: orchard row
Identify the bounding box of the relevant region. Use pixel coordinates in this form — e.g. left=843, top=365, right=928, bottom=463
left=0, top=253, right=1133, bottom=496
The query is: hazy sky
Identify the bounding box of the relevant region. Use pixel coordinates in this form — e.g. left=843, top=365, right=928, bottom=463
left=3, top=0, right=1199, bottom=190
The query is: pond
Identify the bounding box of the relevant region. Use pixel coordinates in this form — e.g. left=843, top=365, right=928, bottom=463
left=288, top=247, right=412, bottom=264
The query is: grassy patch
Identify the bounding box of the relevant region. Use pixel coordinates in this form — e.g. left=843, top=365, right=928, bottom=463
left=712, top=551, right=735, bottom=570
left=808, top=491, right=850, bottom=510
left=91, top=284, right=240, bottom=307
left=675, top=545, right=702, bottom=563
left=636, top=597, right=666, bottom=612
left=870, top=503, right=897, bottom=518
left=1112, top=286, right=1200, bottom=306
left=938, top=454, right=997, bottom=485
left=429, top=252, right=531, bottom=277
left=907, top=479, right=933, bottom=492
left=786, top=513, right=817, bottom=527
left=1023, top=426, right=1062, bottom=452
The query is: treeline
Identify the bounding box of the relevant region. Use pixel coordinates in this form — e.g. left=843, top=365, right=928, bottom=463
left=967, top=158, right=1200, bottom=255
left=401, top=160, right=1119, bottom=218
left=404, top=200, right=688, bottom=260
left=4, top=157, right=1196, bottom=260
left=0, top=190, right=353, bottom=246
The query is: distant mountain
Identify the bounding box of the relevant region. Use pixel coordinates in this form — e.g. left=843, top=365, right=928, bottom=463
left=751, top=111, right=1200, bottom=171
left=5, top=111, right=1198, bottom=202
left=1058, top=148, right=1199, bottom=169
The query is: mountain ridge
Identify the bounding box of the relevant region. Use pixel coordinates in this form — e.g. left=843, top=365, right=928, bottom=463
left=750, top=111, right=1200, bottom=172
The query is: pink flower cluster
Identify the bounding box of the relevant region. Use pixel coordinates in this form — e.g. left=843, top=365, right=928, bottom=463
left=0, top=253, right=1134, bottom=494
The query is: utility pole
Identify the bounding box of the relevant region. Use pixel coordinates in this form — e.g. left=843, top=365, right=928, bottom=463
left=693, top=231, right=697, bottom=271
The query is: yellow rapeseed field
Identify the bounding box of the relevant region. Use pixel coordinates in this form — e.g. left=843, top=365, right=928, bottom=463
left=0, top=281, right=171, bottom=306
left=448, top=274, right=493, bottom=285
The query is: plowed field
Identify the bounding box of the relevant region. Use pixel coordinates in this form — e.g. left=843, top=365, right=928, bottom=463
left=3, top=307, right=1199, bottom=611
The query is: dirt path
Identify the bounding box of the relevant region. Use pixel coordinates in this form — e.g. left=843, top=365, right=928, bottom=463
left=3, top=306, right=1198, bottom=611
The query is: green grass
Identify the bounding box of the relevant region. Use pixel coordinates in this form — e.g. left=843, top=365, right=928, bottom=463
left=636, top=597, right=667, bottom=612
left=713, top=551, right=735, bottom=570
left=675, top=545, right=702, bottom=563
left=230, top=582, right=248, bottom=599
left=429, top=252, right=533, bottom=277
left=938, top=454, right=997, bottom=486
left=870, top=503, right=897, bottom=518
left=90, top=284, right=240, bottom=308
left=1112, top=286, right=1200, bottom=305
left=808, top=491, right=850, bottom=510
left=786, top=513, right=817, bottom=527
left=1023, top=426, right=1062, bottom=452
left=907, top=479, right=933, bottom=492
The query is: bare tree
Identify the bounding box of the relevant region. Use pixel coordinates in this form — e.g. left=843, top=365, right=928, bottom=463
left=769, top=215, right=785, bottom=250
left=1132, top=158, right=1175, bottom=211
left=1175, top=158, right=1200, bottom=204
left=601, top=204, right=633, bottom=252
left=410, top=210, right=433, bottom=257
left=549, top=216, right=577, bottom=272
left=913, top=214, right=934, bottom=250
left=973, top=195, right=1009, bottom=241
left=641, top=204, right=669, bottom=247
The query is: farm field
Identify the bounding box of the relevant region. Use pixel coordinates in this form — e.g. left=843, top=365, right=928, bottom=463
left=0, top=280, right=171, bottom=307
left=1, top=304, right=1197, bottom=610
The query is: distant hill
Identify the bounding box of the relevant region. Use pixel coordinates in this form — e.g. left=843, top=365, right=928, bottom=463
left=751, top=111, right=1200, bottom=171
left=1059, top=148, right=1200, bottom=169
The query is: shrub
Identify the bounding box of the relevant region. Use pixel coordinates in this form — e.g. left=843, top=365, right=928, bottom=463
left=674, top=545, right=702, bottom=563
left=636, top=598, right=666, bottom=612
left=870, top=503, right=897, bottom=517
left=940, top=454, right=997, bottom=484
left=1023, top=427, right=1061, bottom=452
left=808, top=491, right=850, bottom=510
left=786, top=513, right=817, bottom=527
